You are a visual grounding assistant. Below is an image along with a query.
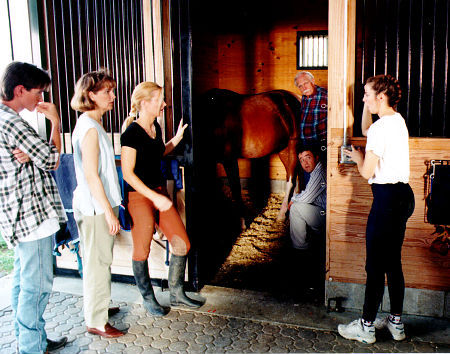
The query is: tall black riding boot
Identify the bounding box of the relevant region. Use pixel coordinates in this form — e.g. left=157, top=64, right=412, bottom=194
left=132, top=260, right=167, bottom=316
left=168, top=255, right=203, bottom=308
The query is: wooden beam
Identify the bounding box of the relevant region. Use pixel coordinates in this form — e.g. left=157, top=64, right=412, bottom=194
left=327, top=0, right=357, bottom=281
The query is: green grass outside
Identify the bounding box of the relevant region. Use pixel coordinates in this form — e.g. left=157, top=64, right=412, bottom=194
left=0, top=237, right=14, bottom=276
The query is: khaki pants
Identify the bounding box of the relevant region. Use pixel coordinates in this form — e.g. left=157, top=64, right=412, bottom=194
left=74, top=207, right=118, bottom=328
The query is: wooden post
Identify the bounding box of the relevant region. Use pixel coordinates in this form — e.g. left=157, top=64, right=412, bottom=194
left=327, top=0, right=356, bottom=280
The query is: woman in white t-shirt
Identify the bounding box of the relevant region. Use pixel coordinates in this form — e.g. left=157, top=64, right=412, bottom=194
left=339, top=75, right=415, bottom=344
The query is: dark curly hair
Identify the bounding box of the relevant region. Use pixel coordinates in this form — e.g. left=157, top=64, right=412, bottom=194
left=0, top=62, right=51, bottom=101
left=366, top=74, right=402, bottom=107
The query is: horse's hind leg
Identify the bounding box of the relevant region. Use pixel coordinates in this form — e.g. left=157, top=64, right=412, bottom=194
left=278, top=141, right=298, bottom=221
left=223, top=159, right=246, bottom=230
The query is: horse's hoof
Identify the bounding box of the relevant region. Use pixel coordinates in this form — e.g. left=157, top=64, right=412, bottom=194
left=240, top=218, right=247, bottom=231
left=276, top=211, right=286, bottom=222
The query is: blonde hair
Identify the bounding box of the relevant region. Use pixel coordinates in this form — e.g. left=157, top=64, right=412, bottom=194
left=70, top=69, right=116, bottom=112
left=121, top=81, right=163, bottom=133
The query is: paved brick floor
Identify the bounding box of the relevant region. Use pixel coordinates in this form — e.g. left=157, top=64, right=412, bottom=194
left=1, top=292, right=449, bottom=353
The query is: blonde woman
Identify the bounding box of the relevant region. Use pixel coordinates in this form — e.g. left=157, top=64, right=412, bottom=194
left=121, top=82, right=203, bottom=316
left=70, top=70, right=124, bottom=338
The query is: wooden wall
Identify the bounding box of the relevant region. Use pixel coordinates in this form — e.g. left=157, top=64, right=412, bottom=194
left=328, top=137, right=450, bottom=291
left=191, top=0, right=328, bottom=180
left=328, top=0, right=450, bottom=292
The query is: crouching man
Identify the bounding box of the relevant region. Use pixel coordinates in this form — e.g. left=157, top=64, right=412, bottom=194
left=288, top=145, right=326, bottom=294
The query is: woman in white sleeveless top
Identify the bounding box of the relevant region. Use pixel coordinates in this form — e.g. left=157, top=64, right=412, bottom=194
left=70, top=70, right=123, bottom=338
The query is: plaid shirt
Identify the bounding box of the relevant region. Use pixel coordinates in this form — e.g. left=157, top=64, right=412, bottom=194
left=0, top=103, right=66, bottom=248
left=300, top=86, right=328, bottom=142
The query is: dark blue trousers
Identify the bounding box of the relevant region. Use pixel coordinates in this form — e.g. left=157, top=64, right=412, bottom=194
left=362, top=183, right=415, bottom=322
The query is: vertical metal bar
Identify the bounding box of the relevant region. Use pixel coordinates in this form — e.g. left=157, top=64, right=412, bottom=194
left=93, top=0, right=100, bottom=69
left=76, top=0, right=84, bottom=77
left=67, top=0, right=76, bottom=137
left=139, top=0, right=144, bottom=80
left=111, top=0, right=121, bottom=123
left=6, top=0, right=14, bottom=60
left=406, top=0, right=412, bottom=127
left=85, top=0, right=92, bottom=72
left=395, top=0, right=400, bottom=79
left=444, top=0, right=449, bottom=136
left=417, top=0, right=425, bottom=135
left=429, top=0, right=437, bottom=135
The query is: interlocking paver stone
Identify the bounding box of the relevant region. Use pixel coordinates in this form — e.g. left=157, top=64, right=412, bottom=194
left=168, top=340, right=189, bottom=351
left=105, top=342, right=126, bottom=352
left=160, top=328, right=179, bottom=340
left=125, top=345, right=145, bottom=354
left=262, top=323, right=280, bottom=334
left=141, top=348, right=162, bottom=354
left=116, top=333, right=137, bottom=344
left=143, top=327, right=163, bottom=337
left=152, top=318, right=171, bottom=328
left=185, top=323, right=205, bottom=332
left=250, top=342, right=270, bottom=352
left=134, top=335, right=154, bottom=346
left=150, top=338, right=171, bottom=349
left=186, top=342, right=207, bottom=352
left=89, top=339, right=109, bottom=350
left=169, top=321, right=187, bottom=331
left=193, top=314, right=212, bottom=324
left=59, top=344, right=82, bottom=354
left=314, top=340, right=335, bottom=352
left=257, top=334, right=276, bottom=344
left=195, top=334, right=214, bottom=344
left=127, top=324, right=147, bottom=335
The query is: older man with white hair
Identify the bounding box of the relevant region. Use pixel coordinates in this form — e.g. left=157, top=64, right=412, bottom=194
left=294, top=71, right=328, bottom=144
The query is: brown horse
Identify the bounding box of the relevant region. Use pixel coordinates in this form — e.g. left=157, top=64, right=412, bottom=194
left=198, top=88, right=302, bottom=225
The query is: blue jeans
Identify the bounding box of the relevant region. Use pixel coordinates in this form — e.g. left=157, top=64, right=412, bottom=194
left=11, top=236, right=54, bottom=354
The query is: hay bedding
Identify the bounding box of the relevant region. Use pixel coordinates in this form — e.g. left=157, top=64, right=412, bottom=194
left=209, top=192, right=291, bottom=291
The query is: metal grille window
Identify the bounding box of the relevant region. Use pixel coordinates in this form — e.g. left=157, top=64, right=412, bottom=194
left=297, top=31, right=328, bottom=69
left=41, top=0, right=147, bottom=153
left=355, top=0, right=450, bottom=138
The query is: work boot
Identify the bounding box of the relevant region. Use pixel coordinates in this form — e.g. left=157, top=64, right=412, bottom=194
left=168, top=255, right=203, bottom=308
left=46, top=336, right=68, bottom=352
left=132, top=260, right=167, bottom=316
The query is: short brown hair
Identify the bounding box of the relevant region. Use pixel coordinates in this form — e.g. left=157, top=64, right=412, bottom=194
left=70, top=69, right=116, bottom=112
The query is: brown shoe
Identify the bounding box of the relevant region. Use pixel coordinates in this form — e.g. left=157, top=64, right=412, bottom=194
left=87, top=323, right=124, bottom=338
left=108, top=307, right=120, bottom=317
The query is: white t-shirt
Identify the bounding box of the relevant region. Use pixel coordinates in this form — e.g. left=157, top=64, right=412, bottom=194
left=20, top=217, right=60, bottom=243
left=365, top=112, right=410, bottom=184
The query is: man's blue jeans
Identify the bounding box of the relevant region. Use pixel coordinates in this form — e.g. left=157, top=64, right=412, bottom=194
left=11, top=236, right=53, bottom=354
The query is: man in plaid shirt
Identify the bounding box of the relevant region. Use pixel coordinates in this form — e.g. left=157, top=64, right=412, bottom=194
left=294, top=71, right=328, bottom=144
left=0, top=62, right=67, bottom=353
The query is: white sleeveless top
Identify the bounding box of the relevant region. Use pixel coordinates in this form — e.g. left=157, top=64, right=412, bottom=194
left=72, top=113, right=121, bottom=215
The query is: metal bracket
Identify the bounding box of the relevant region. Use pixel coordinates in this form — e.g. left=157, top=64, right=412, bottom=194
left=339, top=145, right=356, bottom=164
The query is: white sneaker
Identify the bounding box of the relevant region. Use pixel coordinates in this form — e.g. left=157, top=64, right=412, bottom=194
left=374, top=316, right=406, bottom=341
left=338, top=319, right=376, bottom=344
